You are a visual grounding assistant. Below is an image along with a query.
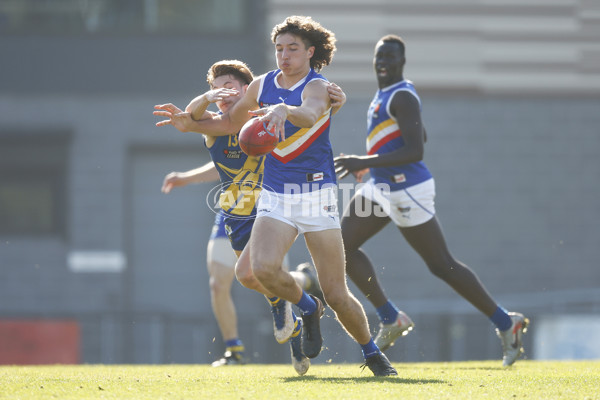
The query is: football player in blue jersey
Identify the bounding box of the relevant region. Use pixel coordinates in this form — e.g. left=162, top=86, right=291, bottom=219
left=158, top=59, right=337, bottom=374
left=334, top=35, right=528, bottom=367
left=154, top=17, right=397, bottom=376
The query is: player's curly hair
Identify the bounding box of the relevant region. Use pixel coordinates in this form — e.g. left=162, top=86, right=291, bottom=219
left=207, top=60, right=254, bottom=88
left=271, top=15, right=337, bottom=72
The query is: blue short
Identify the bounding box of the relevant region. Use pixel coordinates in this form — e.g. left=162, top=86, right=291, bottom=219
left=210, top=211, right=255, bottom=251
left=209, top=212, right=228, bottom=240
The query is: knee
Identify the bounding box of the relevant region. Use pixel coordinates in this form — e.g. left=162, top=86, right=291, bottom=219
left=235, top=267, right=255, bottom=289
left=426, top=258, right=459, bottom=282
left=208, top=275, right=229, bottom=296
left=321, top=286, right=349, bottom=311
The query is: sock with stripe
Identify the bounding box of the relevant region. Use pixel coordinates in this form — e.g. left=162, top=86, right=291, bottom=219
left=225, top=338, right=244, bottom=354
left=268, top=296, right=299, bottom=322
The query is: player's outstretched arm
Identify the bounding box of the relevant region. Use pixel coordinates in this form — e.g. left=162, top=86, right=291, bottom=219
left=161, top=162, right=219, bottom=194
left=154, top=80, right=259, bottom=136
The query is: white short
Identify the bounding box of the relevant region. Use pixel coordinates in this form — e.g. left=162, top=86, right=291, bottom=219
left=207, top=237, right=238, bottom=267
left=256, top=186, right=341, bottom=234
left=355, top=178, right=436, bottom=228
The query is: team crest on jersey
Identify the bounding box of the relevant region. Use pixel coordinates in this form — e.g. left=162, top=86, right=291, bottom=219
left=223, top=149, right=242, bottom=159
left=369, top=101, right=382, bottom=120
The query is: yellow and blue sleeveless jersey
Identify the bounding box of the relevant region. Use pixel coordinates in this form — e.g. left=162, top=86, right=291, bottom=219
left=257, top=68, right=336, bottom=193
left=367, top=79, right=432, bottom=191
left=206, top=133, right=264, bottom=218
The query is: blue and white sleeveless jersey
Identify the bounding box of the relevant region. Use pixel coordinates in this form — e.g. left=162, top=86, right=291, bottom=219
left=206, top=133, right=264, bottom=218
left=257, top=69, right=336, bottom=194
left=366, top=79, right=432, bottom=191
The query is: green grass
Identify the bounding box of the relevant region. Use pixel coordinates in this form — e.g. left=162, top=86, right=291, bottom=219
left=1, top=360, right=598, bottom=400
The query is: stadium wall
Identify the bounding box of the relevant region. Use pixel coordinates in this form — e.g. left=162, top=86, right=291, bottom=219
left=1, top=1, right=599, bottom=364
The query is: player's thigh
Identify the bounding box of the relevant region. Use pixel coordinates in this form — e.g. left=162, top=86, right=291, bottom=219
left=399, top=216, right=452, bottom=266
left=341, top=194, right=390, bottom=250
left=304, top=228, right=346, bottom=292
left=249, top=216, right=297, bottom=268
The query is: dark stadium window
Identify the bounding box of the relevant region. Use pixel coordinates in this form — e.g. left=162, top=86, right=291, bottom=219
left=0, top=133, right=69, bottom=237
left=0, top=0, right=246, bottom=34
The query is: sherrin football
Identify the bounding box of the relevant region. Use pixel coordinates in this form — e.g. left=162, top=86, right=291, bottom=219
left=238, top=117, right=278, bottom=157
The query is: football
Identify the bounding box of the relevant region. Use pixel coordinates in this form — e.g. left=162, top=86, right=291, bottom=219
left=238, top=117, right=278, bottom=157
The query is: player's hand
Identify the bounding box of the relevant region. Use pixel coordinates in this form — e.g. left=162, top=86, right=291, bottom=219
left=161, top=172, right=189, bottom=193
left=153, top=104, right=194, bottom=132
left=334, top=154, right=369, bottom=181
left=205, top=88, right=240, bottom=103
left=328, top=82, right=346, bottom=115
left=249, top=104, right=288, bottom=141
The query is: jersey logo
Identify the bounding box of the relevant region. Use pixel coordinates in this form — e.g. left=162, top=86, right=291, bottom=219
left=223, top=149, right=242, bottom=159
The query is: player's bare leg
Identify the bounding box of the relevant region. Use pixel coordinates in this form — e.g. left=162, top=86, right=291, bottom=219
left=304, top=228, right=372, bottom=345
left=342, top=195, right=392, bottom=307
left=249, top=217, right=325, bottom=358
left=342, top=195, right=415, bottom=350
left=207, top=259, right=238, bottom=343
left=236, top=242, right=297, bottom=344
left=207, top=240, right=246, bottom=366
left=247, top=217, right=303, bottom=303
left=399, top=216, right=498, bottom=316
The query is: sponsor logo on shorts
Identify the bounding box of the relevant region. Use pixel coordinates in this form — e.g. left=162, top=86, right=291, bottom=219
left=393, top=173, right=406, bottom=183
left=323, top=205, right=337, bottom=213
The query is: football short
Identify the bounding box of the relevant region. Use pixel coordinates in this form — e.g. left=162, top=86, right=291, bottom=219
left=207, top=236, right=238, bottom=267
left=209, top=212, right=228, bottom=240
left=210, top=210, right=255, bottom=251
left=223, top=214, right=254, bottom=251
left=356, top=178, right=436, bottom=228
left=256, top=186, right=340, bottom=234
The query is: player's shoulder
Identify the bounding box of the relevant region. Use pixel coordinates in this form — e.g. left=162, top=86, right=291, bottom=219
left=390, top=81, right=420, bottom=107
left=305, top=77, right=330, bottom=95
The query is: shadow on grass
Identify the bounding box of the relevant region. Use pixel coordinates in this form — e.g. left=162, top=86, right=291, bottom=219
left=283, top=376, right=446, bottom=384
left=442, top=367, right=505, bottom=371
left=391, top=365, right=505, bottom=372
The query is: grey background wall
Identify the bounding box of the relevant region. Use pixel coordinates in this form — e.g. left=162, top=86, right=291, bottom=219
left=1, top=0, right=599, bottom=365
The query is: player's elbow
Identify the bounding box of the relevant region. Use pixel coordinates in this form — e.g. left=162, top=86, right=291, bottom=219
left=404, top=146, right=424, bottom=164
left=413, top=147, right=424, bottom=162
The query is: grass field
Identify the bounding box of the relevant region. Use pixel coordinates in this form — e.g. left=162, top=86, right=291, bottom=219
left=1, top=360, right=598, bottom=399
